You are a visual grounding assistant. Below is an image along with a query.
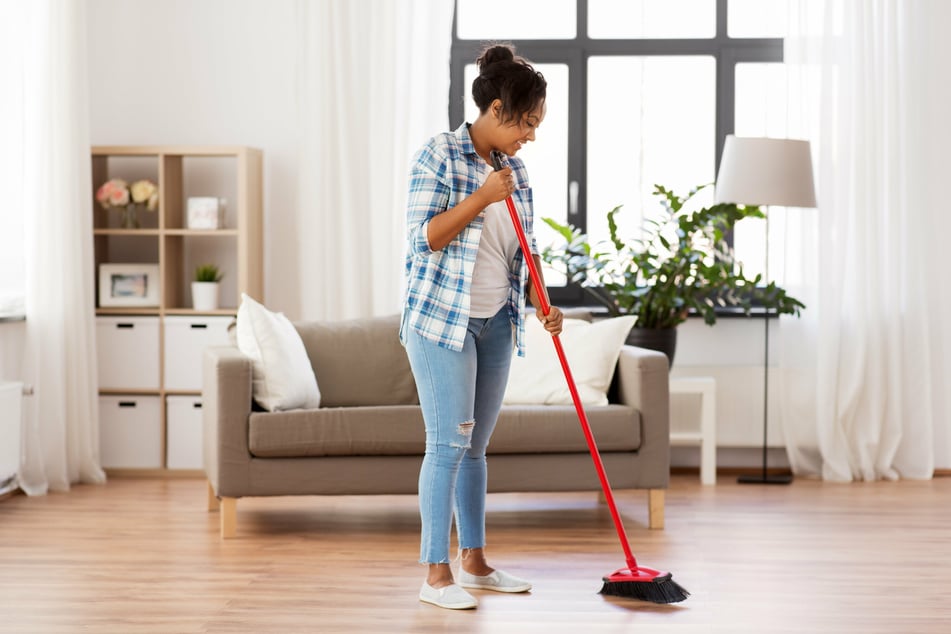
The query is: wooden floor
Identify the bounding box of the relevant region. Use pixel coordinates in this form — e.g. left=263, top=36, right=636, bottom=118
left=1, top=474, right=949, bottom=634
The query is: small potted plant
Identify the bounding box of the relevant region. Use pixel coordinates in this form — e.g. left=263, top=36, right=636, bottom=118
left=192, top=264, right=223, bottom=311
left=541, top=184, right=805, bottom=366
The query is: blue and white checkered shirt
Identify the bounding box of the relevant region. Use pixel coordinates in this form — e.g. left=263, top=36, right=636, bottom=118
left=400, top=123, right=537, bottom=356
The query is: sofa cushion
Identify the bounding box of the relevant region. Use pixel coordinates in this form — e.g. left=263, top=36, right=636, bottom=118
left=236, top=293, right=321, bottom=412
left=504, top=315, right=635, bottom=406
left=248, top=404, right=641, bottom=458
left=294, top=314, right=419, bottom=407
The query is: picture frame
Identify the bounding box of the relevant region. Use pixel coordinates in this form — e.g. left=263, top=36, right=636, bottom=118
left=187, top=196, right=224, bottom=230
left=98, top=263, right=161, bottom=307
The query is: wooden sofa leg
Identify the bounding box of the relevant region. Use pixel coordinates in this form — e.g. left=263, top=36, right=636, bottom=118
left=220, top=497, right=237, bottom=539
left=207, top=481, right=219, bottom=512
left=648, top=489, right=665, bottom=530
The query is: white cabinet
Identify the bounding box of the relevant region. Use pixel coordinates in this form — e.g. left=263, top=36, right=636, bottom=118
left=1, top=382, right=22, bottom=494
left=96, top=317, right=160, bottom=390
left=163, top=316, right=233, bottom=391
left=99, top=395, right=162, bottom=468
left=165, top=395, right=203, bottom=469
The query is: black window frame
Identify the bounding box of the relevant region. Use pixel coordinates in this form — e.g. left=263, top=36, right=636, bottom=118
left=450, top=0, right=784, bottom=307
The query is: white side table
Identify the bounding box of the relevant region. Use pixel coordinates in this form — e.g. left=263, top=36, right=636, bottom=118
left=669, top=376, right=717, bottom=485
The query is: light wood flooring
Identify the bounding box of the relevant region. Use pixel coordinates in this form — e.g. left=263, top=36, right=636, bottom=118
left=1, top=474, right=949, bottom=634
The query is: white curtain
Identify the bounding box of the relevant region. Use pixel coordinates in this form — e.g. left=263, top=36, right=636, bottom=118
left=779, top=0, right=951, bottom=480
left=295, top=0, right=453, bottom=321
left=8, top=0, right=105, bottom=494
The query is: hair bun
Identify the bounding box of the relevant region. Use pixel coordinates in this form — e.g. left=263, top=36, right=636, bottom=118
left=476, top=44, right=516, bottom=73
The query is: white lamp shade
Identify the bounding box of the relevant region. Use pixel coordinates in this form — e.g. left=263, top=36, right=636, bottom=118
left=715, top=136, right=817, bottom=208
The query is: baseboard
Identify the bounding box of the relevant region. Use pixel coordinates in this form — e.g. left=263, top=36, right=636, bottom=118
left=0, top=488, right=22, bottom=502
left=671, top=466, right=792, bottom=478
left=104, top=468, right=205, bottom=479
left=674, top=466, right=951, bottom=478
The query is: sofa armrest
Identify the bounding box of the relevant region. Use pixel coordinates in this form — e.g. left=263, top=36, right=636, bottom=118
left=203, top=346, right=253, bottom=498
left=615, top=345, right=670, bottom=487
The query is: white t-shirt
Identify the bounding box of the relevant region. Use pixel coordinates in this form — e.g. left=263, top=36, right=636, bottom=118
left=469, top=188, right=519, bottom=318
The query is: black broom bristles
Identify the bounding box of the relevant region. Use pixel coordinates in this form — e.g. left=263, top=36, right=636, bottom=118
left=600, top=572, right=690, bottom=604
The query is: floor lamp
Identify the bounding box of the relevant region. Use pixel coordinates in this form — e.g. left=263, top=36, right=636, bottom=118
left=714, top=136, right=817, bottom=485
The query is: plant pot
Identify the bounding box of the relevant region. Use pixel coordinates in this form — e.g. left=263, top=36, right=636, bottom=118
left=625, top=326, right=677, bottom=370
left=191, top=282, right=220, bottom=311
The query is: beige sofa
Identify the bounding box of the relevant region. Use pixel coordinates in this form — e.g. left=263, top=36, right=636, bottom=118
left=202, top=314, right=670, bottom=538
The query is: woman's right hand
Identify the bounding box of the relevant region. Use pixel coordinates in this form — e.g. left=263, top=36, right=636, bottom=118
left=479, top=167, right=516, bottom=204
left=425, top=166, right=515, bottom=251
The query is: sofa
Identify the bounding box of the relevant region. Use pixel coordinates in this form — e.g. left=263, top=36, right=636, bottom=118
left=202, top=313, right=671, bottom=538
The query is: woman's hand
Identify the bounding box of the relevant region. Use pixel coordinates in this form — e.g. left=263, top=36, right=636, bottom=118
left=479, top=167, right=516, bottom=205
left=536, top=304, right=564, bottom=336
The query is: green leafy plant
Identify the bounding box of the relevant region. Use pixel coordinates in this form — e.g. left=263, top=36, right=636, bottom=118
left=541, top=184, right=805, bottom=329
left=194, top=264, right=223, bottom=283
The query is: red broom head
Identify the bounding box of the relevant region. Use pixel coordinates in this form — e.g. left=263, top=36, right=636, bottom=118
left=600, top=567, right=690, bottom=604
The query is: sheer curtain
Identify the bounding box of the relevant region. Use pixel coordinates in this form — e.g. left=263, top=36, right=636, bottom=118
left=779, top=0, right=951, bottom=481
left=10, top=0, right=105, bottom=494
left=295, top=0, right=453, bottom=321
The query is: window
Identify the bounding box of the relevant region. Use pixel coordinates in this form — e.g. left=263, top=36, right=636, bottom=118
left=451, top=0, right=784, bottom=303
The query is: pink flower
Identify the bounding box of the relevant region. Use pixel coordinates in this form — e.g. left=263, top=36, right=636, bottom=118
left=96, top=178, right=128, bottom=209
left=109, top=186, right=129, bottom=207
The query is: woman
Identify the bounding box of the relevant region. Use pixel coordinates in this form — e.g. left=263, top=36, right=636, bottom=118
left=400, top=44, right=564, bottom=610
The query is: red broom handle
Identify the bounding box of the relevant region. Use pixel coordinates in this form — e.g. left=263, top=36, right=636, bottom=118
left=492, top=153, right=637, bottom=570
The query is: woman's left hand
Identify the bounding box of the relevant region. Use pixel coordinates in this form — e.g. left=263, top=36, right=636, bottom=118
left=536, top=305, right=564, bottom=336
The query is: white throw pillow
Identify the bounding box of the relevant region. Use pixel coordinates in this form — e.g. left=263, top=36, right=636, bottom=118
left=235, top=293, right=321, bottom=411
left=503, top=315, right=636, bottom=406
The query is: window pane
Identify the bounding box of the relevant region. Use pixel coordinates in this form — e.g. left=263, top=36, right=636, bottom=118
left=733, top=62, right=790, bottom=281
left=587, top=56, right=715, bottom=252
left=456, top=0, right=575, bottom=39
left=589, top=0, right=715, bottom=39
left=728, top=0, right=788, bottom=38
left=735, top=63, right=789, bottom=138
left=464, top=63, right=570, bottom=283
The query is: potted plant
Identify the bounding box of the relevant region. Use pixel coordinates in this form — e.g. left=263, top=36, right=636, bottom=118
left=540, top=184, right=805, bottom=366
left=192, top=264, right=223, bottom=311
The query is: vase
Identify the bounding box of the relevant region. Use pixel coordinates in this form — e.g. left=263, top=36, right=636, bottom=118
left=191, top=281, right=220, bottom=311
left=625, top=326, right=678, bottom=370
left=119, top=206, right=140, bottom=229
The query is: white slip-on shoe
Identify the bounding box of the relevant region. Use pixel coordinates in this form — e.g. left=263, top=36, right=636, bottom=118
left=457, top=569, right=532, bottom=593
left=419, top=582, right=478, bottom=610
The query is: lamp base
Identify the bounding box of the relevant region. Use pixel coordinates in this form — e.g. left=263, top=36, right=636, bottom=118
left=738, top=472, right=793, bottom=485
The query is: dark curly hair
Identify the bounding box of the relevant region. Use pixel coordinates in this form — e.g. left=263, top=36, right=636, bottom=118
left=471, top=44, right=547, bottom=125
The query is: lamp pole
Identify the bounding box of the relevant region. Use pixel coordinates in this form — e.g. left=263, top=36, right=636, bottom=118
left=738, top=209, right=791, bottom=484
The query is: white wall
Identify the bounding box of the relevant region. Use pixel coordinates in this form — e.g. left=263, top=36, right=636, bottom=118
left=671, top=317, right=792, bottom=471
left=87, top=0, right=302, bottom=316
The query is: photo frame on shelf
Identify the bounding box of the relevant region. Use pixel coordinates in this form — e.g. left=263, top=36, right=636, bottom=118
left=98, top=263, right=160, bottom=307
left=187, top=196, right=224, bottom=229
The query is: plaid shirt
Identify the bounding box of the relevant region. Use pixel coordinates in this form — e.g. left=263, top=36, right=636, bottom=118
left=400, top=123, right=537, bottom=355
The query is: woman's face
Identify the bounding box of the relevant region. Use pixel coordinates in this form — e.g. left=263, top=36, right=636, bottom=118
left=493, top=99, right=546, bottom=157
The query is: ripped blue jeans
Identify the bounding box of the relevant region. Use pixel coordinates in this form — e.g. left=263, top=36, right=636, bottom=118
left=405, top=307, right=514, bottom=564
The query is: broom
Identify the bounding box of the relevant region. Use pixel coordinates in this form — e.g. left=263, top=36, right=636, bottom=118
left=491, top=151, right=689, bottom=604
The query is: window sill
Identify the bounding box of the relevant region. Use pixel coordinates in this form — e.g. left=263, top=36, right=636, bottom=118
left=560, top=304, right=780, bottom=320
